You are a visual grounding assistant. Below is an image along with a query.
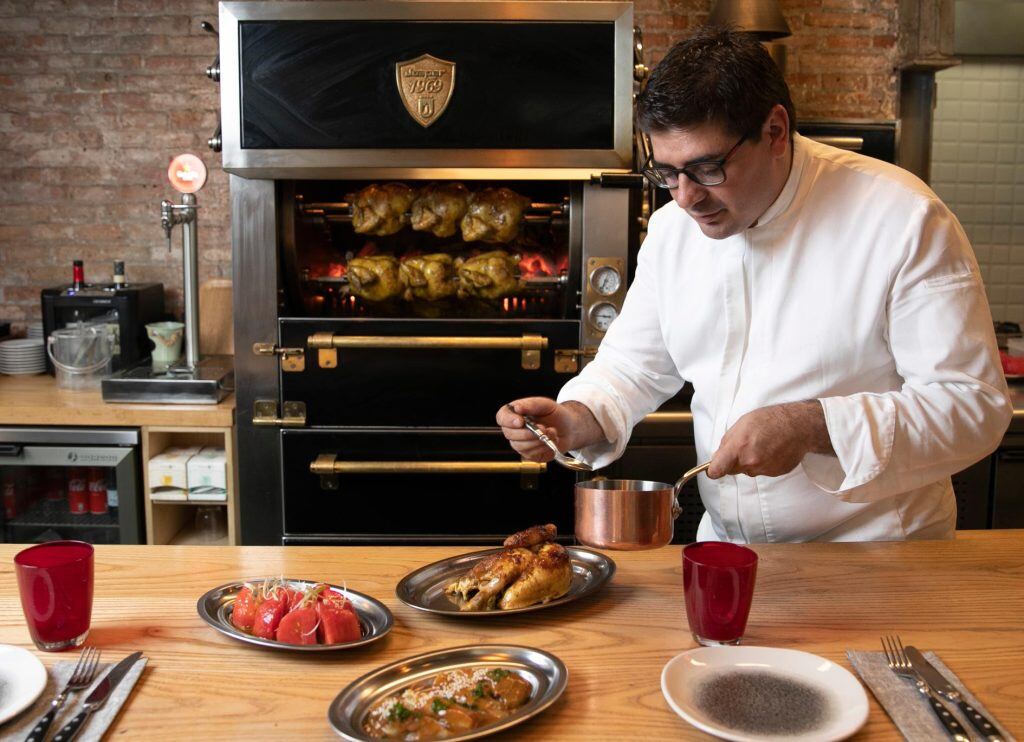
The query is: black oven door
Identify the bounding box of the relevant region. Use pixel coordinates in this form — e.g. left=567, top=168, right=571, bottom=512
left=281, top=428, right=575, bottom=544
left=280, top=318, right=580, bottom=427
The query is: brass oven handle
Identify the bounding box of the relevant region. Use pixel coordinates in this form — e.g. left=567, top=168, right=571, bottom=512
left=307, top=333, right=547, bottom=351
left=310, top=454, right=547, bottom=476
left=307, top=333, right=548, bottom=370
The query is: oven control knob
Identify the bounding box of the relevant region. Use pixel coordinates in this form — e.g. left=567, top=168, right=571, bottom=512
left=590, top=265, right=622, bottom=296
left=588, top=301, right=619, bottom=332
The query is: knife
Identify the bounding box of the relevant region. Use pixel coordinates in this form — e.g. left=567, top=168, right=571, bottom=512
left=906, top=646, right=1005, bottom=742
left=51, top=651, right=144, bottom=742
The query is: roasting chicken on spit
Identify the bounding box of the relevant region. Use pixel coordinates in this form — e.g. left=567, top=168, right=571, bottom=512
left=410, top=183, right=470, bottom=238
left=349, top=183, right=416, bottom=236
left=455, top=250, right=522, bottom=301
left=444, top=524, right=572, bottom=611
left=460, top=187, right=532, bottom=243
left=399, top=253, right=457, bottom=302
left=346, top=254, right=405, bottom=302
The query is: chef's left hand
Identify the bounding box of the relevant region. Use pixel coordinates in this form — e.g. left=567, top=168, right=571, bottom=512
left=706, top=400, right=834, bottom=479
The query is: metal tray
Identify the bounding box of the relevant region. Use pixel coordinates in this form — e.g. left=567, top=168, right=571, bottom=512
left=328, top=644, right=567, bottom=741
left=395, top=546, right=615, bottom=617
left=197, top=578, right=393, bottom=652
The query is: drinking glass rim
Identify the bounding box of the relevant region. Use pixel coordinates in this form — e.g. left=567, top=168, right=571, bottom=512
left=14, top=540, right=94, bottom=568
left=683, top=541, right=758, bottom=568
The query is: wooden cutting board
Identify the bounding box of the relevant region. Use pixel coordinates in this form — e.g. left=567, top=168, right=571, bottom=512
left=199, top=278, right=233, bottom=356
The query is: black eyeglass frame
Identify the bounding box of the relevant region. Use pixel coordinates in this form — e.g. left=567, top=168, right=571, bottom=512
left=641, top=134, right=748, bottom=189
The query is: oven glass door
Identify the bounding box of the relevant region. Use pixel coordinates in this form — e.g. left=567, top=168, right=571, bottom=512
left=280, top=318, right=580, bottom=427
left=281, top=428, right=575, bottom=544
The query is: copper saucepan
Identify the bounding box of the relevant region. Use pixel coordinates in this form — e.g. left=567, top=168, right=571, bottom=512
left=574, top=462, right=711, bottom=550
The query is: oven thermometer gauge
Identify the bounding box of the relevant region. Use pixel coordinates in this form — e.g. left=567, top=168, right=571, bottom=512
left=590, top=265, right=622, bottom=296
left=588, top=302, right=619, bottom=332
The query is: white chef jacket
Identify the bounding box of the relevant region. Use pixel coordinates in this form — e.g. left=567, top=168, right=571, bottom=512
left=559, top=134, right=1012, bottom=543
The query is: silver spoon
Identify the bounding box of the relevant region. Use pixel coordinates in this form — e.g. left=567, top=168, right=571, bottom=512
left=507, top=405, right=594, bottom=472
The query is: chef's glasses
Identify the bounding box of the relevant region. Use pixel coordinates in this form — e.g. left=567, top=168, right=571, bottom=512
left=641, top=134, right=747, bottom=189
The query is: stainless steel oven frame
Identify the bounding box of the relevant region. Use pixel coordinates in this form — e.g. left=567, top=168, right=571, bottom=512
left=218, top=0, right=636, bottom=179
left=226, top=0, right=639, bottom=543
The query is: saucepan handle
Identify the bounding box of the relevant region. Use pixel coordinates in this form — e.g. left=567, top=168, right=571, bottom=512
left=671, top=461, right=711, bottom=519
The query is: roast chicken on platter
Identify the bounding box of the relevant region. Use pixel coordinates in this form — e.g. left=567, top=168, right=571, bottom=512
left=455, top=250, right=523, bottom=301
left=444, top=524, right=572, bottom=611
left=349, top=183, right=416, bottom=236
left=399, top=253, right=458, bottom=302
left=346, top=254, right=404, bottom=302
left=410, top=183, right=470, bottom=238
left=460, top=187, right=532, bottom=243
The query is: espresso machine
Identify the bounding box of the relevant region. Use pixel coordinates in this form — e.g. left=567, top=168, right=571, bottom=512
left=101, top=153, right=233, bottom=404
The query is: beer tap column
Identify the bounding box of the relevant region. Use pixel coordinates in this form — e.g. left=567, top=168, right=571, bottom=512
left=163, top=154, right=208, bottom=371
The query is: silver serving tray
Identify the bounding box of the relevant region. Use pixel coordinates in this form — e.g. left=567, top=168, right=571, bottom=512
left=395, top=546, right=615, bottom=617
left=197, top=578, right=393, bottom=652
left=328, top=644, right=567, bottom=741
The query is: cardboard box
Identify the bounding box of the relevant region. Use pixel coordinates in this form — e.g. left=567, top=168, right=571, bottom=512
left=148, top=446, right=201, bottom=501
left=187, top=447, right=227, bottom=502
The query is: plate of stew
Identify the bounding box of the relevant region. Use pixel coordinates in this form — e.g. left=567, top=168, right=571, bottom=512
left=328, top=644, right=568, bottom=740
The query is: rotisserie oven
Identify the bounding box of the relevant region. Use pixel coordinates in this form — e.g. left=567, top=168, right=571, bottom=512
left=220, top=1, right=644, bottom=544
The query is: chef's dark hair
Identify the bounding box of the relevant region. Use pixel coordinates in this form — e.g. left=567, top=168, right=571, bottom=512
left=636, top=26, right=796, bottom=142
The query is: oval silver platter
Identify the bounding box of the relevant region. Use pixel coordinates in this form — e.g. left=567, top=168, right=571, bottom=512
left=395, top=546, right=615, bottom=617
left=328, top=644, right=568, bottom=741
left=197, top=578, right=394, bottom=652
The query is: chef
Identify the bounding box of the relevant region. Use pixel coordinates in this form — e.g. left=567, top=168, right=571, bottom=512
left=497, top=26, right=1012, bottom=542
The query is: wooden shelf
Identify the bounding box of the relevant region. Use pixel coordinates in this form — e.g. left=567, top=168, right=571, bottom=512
left=169, top=522, right=230, bottom=546
left=142, top=425, right=239, bottom=545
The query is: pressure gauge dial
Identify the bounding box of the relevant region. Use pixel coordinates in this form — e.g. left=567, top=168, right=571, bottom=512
left=588, top=302, right=619, bottom=332
left=590, top=265, right=622, bottom=296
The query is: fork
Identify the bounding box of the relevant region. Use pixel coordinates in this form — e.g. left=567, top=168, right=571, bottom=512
left=882, top=636, right=969, bottom=742
left=24, top=646, right=101, bottom=742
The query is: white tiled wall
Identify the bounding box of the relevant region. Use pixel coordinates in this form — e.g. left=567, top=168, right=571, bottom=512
left=931, top=60, right=1024, bottom=325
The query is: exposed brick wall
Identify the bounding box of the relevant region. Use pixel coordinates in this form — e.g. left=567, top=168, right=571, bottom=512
left=0, top=0, right=898, bottom=328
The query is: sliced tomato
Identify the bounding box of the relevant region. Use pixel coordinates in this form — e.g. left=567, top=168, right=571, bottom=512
left=317, top=600, right=361, bottom=644
left=276, top=605, right=320, bottom=645
left=320, top=588, right=352, bottom=611
left=251, top=595, right=289, bottom=639
left=284, top=586, right=305, bottom=611
left=231, top=586, right=258, bottom=632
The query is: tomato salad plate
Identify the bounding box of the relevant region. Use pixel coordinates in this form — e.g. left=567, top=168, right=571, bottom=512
left=197, top=578, right=393, bottom=651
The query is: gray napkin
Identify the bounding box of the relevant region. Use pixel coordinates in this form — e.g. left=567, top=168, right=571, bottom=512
left=847, top=650, right=1015, bottom=742
left=0, top=655, right=146, bottom=742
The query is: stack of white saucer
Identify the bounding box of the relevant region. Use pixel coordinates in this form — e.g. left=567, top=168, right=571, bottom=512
left=26, top=322, right=44, bottom=340
left=0, top=338, right=46, bottom=375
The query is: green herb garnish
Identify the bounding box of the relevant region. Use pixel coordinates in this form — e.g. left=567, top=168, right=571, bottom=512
left=387, top=702, right=413, bottom=722
left=487, top=668, right=510, bottom=681
left=431, top=698, right=451, bottom=714
left=471, top=681, right=487, bottom=698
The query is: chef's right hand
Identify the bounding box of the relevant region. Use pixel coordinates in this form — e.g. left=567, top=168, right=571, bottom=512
left=497, top=397, right=571, bottom=462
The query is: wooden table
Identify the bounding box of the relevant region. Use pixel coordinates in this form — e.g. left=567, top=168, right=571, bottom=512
left=1, top=533, right=1022, bottom=739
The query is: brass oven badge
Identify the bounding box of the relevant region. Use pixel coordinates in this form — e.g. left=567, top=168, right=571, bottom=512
left=395, top=54, right=456, bottom=128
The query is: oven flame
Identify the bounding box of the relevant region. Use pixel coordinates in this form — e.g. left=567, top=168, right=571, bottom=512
left=327, top=262, right=346, bottom=278
left=519, top=252, right=557, bottom=278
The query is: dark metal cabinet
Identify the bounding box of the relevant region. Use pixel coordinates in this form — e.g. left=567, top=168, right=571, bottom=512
left=991, top=435, right=1024, bottom=528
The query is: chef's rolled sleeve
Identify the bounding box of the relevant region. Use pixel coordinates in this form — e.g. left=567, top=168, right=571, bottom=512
left=802, top=200, right=1012, bottom=502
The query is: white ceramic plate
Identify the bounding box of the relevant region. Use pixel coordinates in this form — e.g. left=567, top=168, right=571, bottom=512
left=0, top=644, right=47, bottom=725
left=661, top=646, right=868, bottom=741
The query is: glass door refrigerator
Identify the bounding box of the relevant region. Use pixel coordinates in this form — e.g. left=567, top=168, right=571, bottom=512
left=0, top=427, right=143, bottom=544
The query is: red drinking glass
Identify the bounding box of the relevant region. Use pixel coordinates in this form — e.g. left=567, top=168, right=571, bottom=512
left=683, top=541, right=758, bottom=646
left=14, top=540, right=94, bottom=651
